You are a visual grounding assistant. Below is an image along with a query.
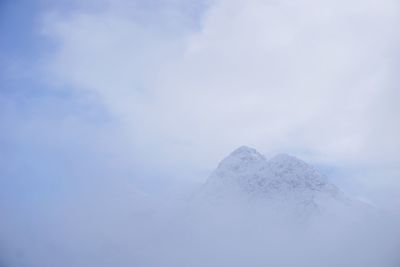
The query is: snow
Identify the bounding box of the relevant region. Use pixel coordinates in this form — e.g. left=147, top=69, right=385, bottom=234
left=198, top=146, right=348, bottom=217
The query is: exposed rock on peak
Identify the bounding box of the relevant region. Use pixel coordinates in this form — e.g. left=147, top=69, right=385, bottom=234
left=269, top=153, right=307, bottom=168
left=268, top=153, right=331, bottom=192
left=199, top=146, right=345, bottom=215
left=230, top=145, right=262, bottom=157
left=216, top=146, right=265, bottom=172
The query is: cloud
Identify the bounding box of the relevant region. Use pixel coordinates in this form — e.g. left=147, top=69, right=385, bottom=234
left=41, top=0, right=400, bottom=189
left=3, top=1, right=400, bottom=266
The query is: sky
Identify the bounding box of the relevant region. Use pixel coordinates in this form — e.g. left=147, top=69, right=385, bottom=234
left=1, top=0, right=400, bottom=266
left=1, top=0, right=400, bottom=237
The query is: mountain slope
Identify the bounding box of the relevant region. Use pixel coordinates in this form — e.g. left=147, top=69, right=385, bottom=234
left=197, top=146, right=349, bottom=217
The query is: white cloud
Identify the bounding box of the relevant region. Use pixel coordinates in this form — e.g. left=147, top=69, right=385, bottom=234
left=42, top=0, right=400, bottom=205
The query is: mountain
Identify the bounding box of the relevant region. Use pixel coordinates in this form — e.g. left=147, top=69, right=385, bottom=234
left=157, top=147, right=397, bottom=267
left=196, top=146, right=350, bottom=218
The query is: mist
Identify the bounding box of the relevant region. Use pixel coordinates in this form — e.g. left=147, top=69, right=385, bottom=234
left=1, top=0, right=400, bottom=266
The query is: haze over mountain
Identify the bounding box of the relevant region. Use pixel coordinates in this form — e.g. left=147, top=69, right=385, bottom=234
left=1, top=146, right=399, bottom=267
left=204, top=146, right=338, bottom=196
left=2, top=0, right=400, bottom=266
left=152, top=146, right=399, bottom=267
left=196, top=146, right=358, bottom=217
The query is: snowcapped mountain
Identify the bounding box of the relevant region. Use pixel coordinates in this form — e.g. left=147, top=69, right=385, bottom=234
left=196, top=146, right=351, bottom=217
left=151, top=147, right=397, bottom=267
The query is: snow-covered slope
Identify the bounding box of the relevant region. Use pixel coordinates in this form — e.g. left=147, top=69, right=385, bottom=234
left=197, top=146, right=350, bottom=217
left=154, top=147, right=397, bottom=267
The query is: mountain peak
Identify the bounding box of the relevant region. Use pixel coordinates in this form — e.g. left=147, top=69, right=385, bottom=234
left=216, top=146, right=265, bottom=172
left=269, top=153, right=297, bottom=161
left=268, top=153, right=310, bottom=172
left=230, top=146, right=263, bottom=158
left=202, top=147, right=341, bottom=207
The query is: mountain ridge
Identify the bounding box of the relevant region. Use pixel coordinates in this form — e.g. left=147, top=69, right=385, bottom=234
left=196, top=146, right=350, bottom=217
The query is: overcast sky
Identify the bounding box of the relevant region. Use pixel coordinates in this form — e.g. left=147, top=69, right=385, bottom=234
left=1, top=0, right=400, bottom=214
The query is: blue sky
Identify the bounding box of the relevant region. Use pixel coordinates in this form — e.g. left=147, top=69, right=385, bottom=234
left=0, top=1, right=210, bottom=225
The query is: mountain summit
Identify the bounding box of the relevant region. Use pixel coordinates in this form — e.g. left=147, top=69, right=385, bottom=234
left=199, top=146, right=346, bottom=216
